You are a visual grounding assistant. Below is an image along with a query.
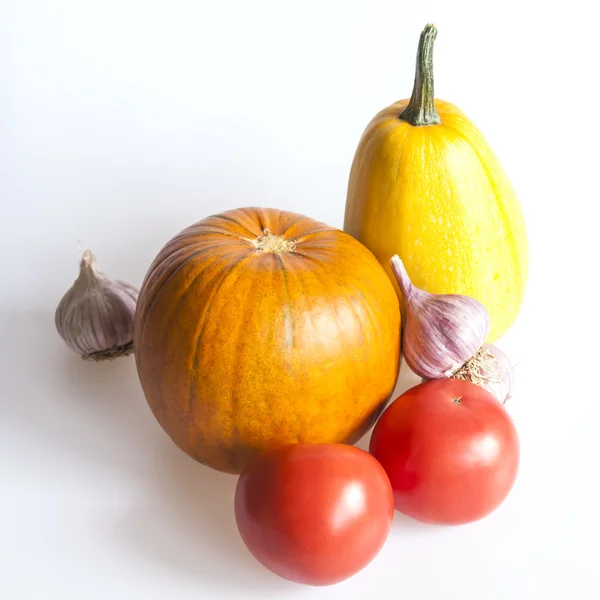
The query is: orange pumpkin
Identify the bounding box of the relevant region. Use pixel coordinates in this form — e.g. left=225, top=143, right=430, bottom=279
left=133, top=207, right=401, bottom=473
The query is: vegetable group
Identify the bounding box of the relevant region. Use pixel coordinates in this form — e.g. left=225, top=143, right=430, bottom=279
left=133, top=207, right=400, bottom=474
left=343, top=24, right=528, bottom=342
left=57, top=21, right=528, bottom=588
left=234, top=443, right=394, bottom=586
left=370, top=379, right=519, bottom=525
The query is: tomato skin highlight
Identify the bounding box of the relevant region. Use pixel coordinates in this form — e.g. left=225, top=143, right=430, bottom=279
left=369, top=379, right=520, bottom=525
left=234, top=443, right=394, bottom=586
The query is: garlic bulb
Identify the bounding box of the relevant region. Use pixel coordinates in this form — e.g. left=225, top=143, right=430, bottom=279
left=390, top=255, right=490, bottom=379
left=452, top=343, right=514, bottom=404
left=55, top=250, right=138, bottom=360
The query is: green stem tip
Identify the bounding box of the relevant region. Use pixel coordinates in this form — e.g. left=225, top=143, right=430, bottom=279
left=399, top=23, right=441, bottom=127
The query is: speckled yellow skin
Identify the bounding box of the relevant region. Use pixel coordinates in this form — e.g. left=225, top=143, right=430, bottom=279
left=134, top=208, right=401, bottom=474
left=344, top=98, right=528, bottom=342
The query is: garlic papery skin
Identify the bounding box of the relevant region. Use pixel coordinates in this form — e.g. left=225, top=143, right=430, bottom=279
left=55, top=250, right=138, bottom=360
left=390, top=255, right=490, bottom=379
left=451, top=344, right=513, bottom=404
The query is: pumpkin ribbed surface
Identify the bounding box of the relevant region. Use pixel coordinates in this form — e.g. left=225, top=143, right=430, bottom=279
left=134, top=207, right=401, bottom=473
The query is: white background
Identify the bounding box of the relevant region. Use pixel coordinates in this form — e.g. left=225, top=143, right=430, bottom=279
left=1, top=1, right=598, bottom=598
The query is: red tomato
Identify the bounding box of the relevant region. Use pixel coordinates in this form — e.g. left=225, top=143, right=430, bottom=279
left=234, top=443, right=394, bottom=586
left=369, top=379, right=519, bottom=525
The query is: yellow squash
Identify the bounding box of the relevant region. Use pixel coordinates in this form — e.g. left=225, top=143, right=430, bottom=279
left=344, top=24, right=528, bottom=342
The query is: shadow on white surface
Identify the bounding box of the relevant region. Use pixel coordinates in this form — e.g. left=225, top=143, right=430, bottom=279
left=0, top=309, right=300, bottom=595
left=116, top=442, right=300, bottom=595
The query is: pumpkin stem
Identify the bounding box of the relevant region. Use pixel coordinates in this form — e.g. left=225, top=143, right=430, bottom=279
left=248, top=229, right=296, bottom=254
left=399, top=23, right=441, bottom=127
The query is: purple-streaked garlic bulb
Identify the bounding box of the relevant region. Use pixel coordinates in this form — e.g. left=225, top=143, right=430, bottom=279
left=390, top=255, right=490, bottom=379
left=55, top=250, right=138, bottom=360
